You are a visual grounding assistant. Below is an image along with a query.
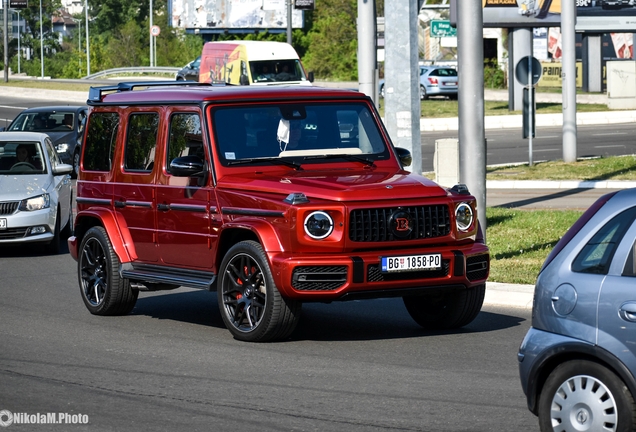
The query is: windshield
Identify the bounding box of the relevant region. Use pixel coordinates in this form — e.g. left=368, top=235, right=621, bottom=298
left=212, top=102, right=389, bottom=166
left=9, top=111, right=76, bottom=133
left=249, top=60, right=308, bottom=83
left=0, top=140, right=46, bottom=174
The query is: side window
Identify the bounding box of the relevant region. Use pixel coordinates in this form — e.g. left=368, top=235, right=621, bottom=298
left=624, top=239, right=636, bottom=277
left=166, top=113, right=203, bottom=174
left=124, top=113, right=159, bottom=172
left=83, top=112, right=119, bottom=172
left=573, top=206, right=636, bottom=275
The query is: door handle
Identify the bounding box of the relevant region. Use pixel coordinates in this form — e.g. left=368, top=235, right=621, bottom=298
left=157, top=203, right=170, bottom=211
left=619, top=302, right=636, bottom=323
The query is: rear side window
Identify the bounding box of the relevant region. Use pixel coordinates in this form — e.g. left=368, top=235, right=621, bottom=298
left=430, top=68, right=457, bottom=77
left=84, top=112, right=119, bottom=172
left=124, top=113, right=159, bottom=172
left=572, top=206, right=636, bottom=275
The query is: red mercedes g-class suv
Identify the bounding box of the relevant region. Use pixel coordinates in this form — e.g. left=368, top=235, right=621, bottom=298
left=68, top=81, right=489, bottom=342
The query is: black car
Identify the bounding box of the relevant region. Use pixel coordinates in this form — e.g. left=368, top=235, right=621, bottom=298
left=2, top=106, right=88, bottom=178
left=175, top=56, right=200, bottom=82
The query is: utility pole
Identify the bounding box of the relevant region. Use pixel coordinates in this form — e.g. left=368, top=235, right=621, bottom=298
left=457, top=0, right=486, bottom=237
left=561, top=0, right=577, bottom=163
left=149, top=0, right=153, bottom=67
left=286, top=0, right=292, bottom=45
left=357, top=0, right=377, bottom=104
left=85, top=0, right=90, bottom=76
left=383, top=1, right=421, bottom=174
left=40, top=0, right=44, bottom=78
left=3, top=0, right=8, bottom=82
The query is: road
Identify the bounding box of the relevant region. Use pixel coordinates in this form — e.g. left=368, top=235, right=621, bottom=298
left=0, top=244, right=538, bottom=431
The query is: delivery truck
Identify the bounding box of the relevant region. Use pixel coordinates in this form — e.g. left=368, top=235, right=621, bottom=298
left=198, top=40, right=313, bottom=86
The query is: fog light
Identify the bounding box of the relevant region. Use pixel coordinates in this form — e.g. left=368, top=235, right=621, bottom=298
left=30, top=226, right=47, bottom=235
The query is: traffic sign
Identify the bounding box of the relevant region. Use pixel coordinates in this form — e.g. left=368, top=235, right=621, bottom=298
left=515, top=56, right=542, bottom=86
left=150, top=25, right=161, bottom=37
left=430, top=20, right=457, bottom=38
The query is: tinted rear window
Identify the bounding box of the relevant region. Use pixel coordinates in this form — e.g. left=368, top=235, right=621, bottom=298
left=83, top=112, right=119, bottom=172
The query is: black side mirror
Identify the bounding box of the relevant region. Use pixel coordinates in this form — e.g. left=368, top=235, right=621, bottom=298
left=394, top=147, right=412, bottom=167
left=170, top=155, right=205, bottom=177
left=240, top=74, right=250, bottom=85
left=308, top=71, right=314, bottom=83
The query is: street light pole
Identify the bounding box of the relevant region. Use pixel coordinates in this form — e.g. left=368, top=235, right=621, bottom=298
left=40, top=0, right=44, bottom=78
left=17, top=10, right=21, bottom=74
left=149, top=0, right=153, bottom=67
left=85, top=0, right=90, bottom=75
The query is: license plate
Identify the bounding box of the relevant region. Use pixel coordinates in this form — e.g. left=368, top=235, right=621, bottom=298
left=445, top=82, right=457, bottom=86
left=381, top=254, right=442, bottom=273
left=0, top=218, right=5, bottom=230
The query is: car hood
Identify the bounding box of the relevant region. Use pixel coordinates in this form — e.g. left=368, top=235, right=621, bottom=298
left=45, top=130, right=75, bottom=144
left=218, top=168, right=449, bottom=202
left=0, top=174, right=51, bottom=201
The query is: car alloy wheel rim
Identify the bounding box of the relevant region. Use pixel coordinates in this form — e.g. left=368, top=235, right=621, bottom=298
left=221, top=253, right=266, bottom=332
left=550, top=374, right=617, bottom=432
left=80, top=238, right=108, bottom=306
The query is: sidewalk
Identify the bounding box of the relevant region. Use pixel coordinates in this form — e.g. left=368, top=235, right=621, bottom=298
left=484, top=282, right=534, bottom=310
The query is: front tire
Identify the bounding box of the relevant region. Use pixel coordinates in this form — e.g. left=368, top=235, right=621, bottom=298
left=72, top=150, right=80, bottom=179
left=403, top=284, right=485, bottom=330
left=217, top=240, right=301, bottom=342
left=78, top=226, right=138, bottom=316
left=538, top=360, right=636, bottom=432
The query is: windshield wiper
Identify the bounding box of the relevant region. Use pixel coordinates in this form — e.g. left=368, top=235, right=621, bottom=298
left=303, top=154, right=376, bottom=167
left=226, top=157, right=302, bottom=170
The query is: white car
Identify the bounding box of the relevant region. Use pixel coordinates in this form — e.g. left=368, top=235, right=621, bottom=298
left=0, top=132, right=73, bottom=254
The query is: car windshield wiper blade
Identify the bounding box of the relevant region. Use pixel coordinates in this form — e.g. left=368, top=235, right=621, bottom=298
left=303, top=154, right=376, bottom=167
left=226, top=157, right=302, bottom=170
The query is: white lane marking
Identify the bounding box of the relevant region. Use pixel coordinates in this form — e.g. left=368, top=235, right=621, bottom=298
left=0, top=105, right=28, bottom=110
left=592, top=132, right=628, bottom=136
left=594, top=145, right=626, bottom=148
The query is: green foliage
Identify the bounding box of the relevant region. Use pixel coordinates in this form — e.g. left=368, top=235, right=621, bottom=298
left=483, top=59, right=506, bottom=89
left=303, top=0, right=358, bottom=80
left=487, top=208, right=583, bottom=284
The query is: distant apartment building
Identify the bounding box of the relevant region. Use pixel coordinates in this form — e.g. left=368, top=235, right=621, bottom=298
left=61, top=0, right=84, bottom=15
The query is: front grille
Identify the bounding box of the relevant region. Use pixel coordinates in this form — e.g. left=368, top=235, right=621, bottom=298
left=349, top=205, right=451, bottom=242
left=367, top=260, right=450, bottom=282
left=0, top=201, right=19, bottom=216
left=292, top=266, right=348, bottom=291
left=0, top=227, right=28, bottom=240
left=466, top=255, right=489, bottom=281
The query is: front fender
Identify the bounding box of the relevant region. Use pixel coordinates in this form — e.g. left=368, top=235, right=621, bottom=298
left=73, top=208, right=137, bottom=264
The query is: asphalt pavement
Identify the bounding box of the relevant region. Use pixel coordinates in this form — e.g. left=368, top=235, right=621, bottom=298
left=3, top=84, right=635, bottom=311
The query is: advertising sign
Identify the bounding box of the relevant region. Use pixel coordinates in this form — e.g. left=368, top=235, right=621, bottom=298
left=537, top=61, right=583, bottom=88
left=430, top=20, right=457, bottom=38
left=481, top=0, right=636, bottom=32
left=9, top=0, right=28, bottom=7
left=171, top=0, right=304, bottom=31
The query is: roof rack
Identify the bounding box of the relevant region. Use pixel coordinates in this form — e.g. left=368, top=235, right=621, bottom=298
left=88, top=80, right=217, bottom=102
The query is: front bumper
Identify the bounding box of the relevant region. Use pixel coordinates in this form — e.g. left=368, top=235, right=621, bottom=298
left=0, top=208, right=55, bottom=244
left=269, top=243, right=489, bottom=301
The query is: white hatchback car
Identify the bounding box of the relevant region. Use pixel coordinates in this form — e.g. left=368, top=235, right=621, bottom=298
left=0, top=132, right=73, bottom=254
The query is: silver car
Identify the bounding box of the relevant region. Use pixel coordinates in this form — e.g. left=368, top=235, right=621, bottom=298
left=379, top=65, right=458, bottom=100
left=0, top=132, right=73, bottom=254
left=518, top=188, right=636, bottom=431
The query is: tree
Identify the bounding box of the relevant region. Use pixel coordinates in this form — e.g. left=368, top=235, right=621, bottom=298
left=303, top=0, right=358, bottom=80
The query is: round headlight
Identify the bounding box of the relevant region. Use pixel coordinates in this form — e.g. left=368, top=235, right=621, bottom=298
left=455, top=203, right=473, bottom=232
left=304, top=211, right=334, bottom=240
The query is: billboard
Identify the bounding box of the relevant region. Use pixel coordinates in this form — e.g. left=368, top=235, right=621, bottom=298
left=171, top=0, right=303, bottom=32
left=481, top=0, right=636, bottom=31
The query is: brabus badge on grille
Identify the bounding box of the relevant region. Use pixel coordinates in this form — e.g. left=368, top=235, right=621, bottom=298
left=389, top=209, right=413, bottom=238
left=386, top=185, right=393, bottom=189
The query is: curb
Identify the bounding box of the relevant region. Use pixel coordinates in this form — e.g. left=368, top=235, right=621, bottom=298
left=484, top=282, right=534, bottom=310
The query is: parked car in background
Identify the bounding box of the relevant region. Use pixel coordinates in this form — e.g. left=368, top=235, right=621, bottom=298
left=2, top=106, right=88, bottom=178
left=379, top=65, right=458, bottom=100
left=0, top=132, right=74, bottom=254
left=518, top=188, right=636, bottom=431
left=175, top=56, right=200, bottom=81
